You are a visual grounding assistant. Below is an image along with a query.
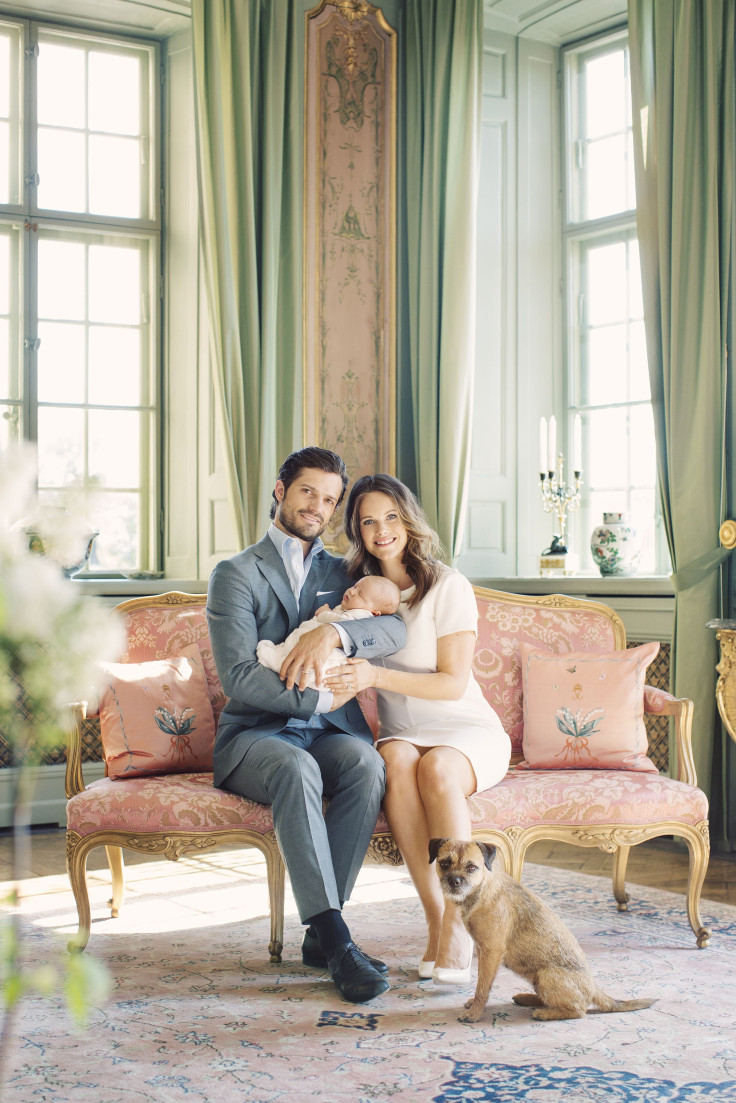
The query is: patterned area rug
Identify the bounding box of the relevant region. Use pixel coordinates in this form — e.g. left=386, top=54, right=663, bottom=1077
left=4, top=858, right=736, bottom=1103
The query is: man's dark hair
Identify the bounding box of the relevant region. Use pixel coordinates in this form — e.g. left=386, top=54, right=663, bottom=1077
left=270, top=446, right=348, bottom=518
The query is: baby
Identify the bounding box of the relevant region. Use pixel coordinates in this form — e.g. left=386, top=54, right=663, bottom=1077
left=256, top=575, right=401, bottom=688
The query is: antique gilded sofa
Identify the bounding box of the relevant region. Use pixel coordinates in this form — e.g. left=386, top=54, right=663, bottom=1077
left=64, top=588, right=711, bottom=963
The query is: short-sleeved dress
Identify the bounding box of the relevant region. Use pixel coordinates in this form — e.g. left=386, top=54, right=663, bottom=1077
left=375, top=564, right=511, bottom=792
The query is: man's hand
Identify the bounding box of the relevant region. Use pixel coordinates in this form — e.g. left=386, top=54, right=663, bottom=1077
left=280, top=623, right=342, bottom=690
left=328, top=689, right=355, bottom=711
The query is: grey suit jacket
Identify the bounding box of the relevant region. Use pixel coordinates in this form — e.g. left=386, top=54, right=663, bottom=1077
left=206, top=533, right=406, bottom=786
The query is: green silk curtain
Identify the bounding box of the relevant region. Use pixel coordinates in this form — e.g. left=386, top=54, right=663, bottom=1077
left=191, top=0, right=301, bottom=548
left=400, top=0, right=483, bottom=561
left=628, top=0, right=735, bottom=802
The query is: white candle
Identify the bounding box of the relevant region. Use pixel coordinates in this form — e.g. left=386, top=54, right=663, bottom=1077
left=539, top=417, right=547, bottom=474
left=547, top=415, right=556, bottom=472
left=573, top=414, right=582, bottom=471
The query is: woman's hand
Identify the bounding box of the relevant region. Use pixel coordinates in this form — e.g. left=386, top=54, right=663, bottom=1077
left=323, top=657, right=377, bottom=697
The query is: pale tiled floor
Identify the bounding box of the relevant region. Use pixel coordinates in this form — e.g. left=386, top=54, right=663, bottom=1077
left=2, top=827, right=735, bottom=941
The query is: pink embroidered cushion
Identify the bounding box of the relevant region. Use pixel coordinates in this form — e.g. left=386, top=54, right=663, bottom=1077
left=98, top=645, right=216, bottom=779
left=519, top=641, right=660, bottom=772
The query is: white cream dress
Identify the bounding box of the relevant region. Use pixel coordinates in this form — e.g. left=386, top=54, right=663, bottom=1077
left=375, top=565, right=511, bottom=792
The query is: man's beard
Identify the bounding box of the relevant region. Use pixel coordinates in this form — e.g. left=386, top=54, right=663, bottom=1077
left=276, top=500, right=328, bottom=542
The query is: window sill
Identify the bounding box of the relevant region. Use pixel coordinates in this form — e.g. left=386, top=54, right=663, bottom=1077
left=70, top=577, right=208, bottom=598
left=470, top=575, right=674, bottom=597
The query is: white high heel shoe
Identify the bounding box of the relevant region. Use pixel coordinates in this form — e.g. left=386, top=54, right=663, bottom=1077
left=431, top=940, right=473, bottom=985
left=417, top=959, right=435, bottom=979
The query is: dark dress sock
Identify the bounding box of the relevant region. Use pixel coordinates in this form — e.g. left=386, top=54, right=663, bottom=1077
left=306, top=909, right=351, bottom=961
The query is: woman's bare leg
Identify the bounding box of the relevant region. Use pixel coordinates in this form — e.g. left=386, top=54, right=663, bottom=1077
left=415, top=747, right=476, bottom=969
left=380, top=741, right=476, bottom=969
left=379, top=740, right=445, bottom=965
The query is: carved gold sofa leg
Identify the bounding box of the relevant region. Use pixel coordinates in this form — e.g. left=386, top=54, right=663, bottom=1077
left=66, top=830, right=92, bottom=953
left=613, top=844, right=631, bottom=910
left=66, top=828, right=288, bottom=962
left=264, top=838, right=286, bottom=964
left=682, top=824, right=712, bottom=948
left=105, top=845, right=125, bottom=917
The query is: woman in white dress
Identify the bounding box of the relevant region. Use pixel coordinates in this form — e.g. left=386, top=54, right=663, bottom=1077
left=324, top=474, right=511, bottom=982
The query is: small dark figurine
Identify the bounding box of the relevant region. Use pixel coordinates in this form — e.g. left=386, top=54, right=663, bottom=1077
left=543, top=534, right=568, bottom=555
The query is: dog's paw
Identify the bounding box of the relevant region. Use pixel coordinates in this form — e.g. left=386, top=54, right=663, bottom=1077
left=459, top=1002, right=484, bottom=1023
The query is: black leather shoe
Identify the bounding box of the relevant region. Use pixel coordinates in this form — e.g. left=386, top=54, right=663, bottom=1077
left=327, top=942, right=390, bottom=1003
left=302, top=928, right=389, bottom=975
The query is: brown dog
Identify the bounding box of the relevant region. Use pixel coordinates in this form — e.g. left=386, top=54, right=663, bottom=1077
left=429, top=838, right=656, bottom=1023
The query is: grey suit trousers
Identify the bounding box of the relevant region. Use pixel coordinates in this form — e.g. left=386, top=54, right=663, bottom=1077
left=220, top=722, right=386, bottom=922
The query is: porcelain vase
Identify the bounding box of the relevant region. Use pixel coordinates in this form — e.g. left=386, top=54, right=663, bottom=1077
left=590, top=512, right=642, bottom=576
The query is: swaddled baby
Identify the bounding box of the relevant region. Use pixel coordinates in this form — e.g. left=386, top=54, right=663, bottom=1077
left=256, top=575, right=401, bottom=689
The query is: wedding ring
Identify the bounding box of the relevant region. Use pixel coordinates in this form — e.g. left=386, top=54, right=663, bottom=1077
left=304, top=669, right=314, bottom=674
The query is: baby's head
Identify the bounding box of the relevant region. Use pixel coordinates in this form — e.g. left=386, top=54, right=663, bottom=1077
left=341, top=576, right=401, bottom=616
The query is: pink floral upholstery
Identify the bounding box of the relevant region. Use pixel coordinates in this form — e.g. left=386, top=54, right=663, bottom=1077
left=643, top=685, right=675, bottom=714
left=67, top=772, right=275, bottom=837
left=473, top=594, right=618, bottom=754
left=115, top=599, right=227, bottom=723
left=466, top=769, right=707, bottom=829
left=371, top=771, right=707, bottom=837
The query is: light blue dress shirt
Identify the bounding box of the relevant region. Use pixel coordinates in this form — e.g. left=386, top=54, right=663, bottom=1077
left=267, top=523, right=352, bottom=719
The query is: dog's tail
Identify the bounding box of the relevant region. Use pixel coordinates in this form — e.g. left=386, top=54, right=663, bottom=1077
left=591, top=988, right=657, bottom=1014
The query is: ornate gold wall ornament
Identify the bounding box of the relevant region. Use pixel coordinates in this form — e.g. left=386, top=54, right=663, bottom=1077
left=719, top=518, right=736, bottom=549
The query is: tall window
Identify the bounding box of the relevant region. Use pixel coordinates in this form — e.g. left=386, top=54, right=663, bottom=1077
left=563, top=31, right=664, bottom=574
left=0, top=18, right=159, bottom=571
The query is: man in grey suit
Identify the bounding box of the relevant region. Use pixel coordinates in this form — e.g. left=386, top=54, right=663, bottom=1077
left=206, top=447, right=406, bottom=1003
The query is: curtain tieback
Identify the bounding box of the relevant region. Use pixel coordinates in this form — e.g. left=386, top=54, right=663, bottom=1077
left=671, top=545, right=731, bottom=593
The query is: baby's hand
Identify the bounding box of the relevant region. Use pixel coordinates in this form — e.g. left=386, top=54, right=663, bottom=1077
left=314, top=603, right=331, bottom=616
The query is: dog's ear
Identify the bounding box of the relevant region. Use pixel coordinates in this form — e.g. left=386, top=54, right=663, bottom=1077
left=477, top=842, right=497, bottom=871
left=428, top=837, right=448, bottom=864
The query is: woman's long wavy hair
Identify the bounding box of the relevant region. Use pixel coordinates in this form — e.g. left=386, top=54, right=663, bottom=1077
left=343, top=474, right=443, bottom=607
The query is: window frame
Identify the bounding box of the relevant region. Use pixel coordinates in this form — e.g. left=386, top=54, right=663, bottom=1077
left=0, top=13, right=162, bottom=573
left=561, top=27, right=668, bottom=577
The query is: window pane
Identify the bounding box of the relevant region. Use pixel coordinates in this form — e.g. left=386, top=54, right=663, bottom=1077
left=584, top=50, right=627, bottom=138
left=37, top=405, right=85, bottom=486
left=586, top=325, right=628, bottom=405
left=0, top=224, right=20, bottom=403
left=586, top=242, right=627, bottom=324
left=0, top=402, right=21, bottom=448
left=629, top=321, right=651, bottom=402
left=37, top=127, right=86, bottom=212
left=38, top=238, right=86, bottom=321
left=37, top=321, right=86, bottom=403
left=628, top=403, right=657, bottom=484
left=89, top=408, right=140, bottom=487
left=89, top=326, right=141, bottom=406
left=586, top=407, right=629, bottom=490
left=584, top=135, right=628, bottom=221
left=88, top=490, right=139, bottom=569
left=37, top=42, right=85, bottom=129
left=630, top=487, right=656, bottom=574
left=568, top=40, right=634, bottom=224
left=0, top=34, right=9, bottom=117
left=0, top=228, right=8, bottom=313
left=0, top=121, right=9, bottom=206
left=89, top=52, right=140, bottom=135
left=89, top=135, right=140, bottom=218
left=89, top=245, right=140, bottom=323
left=0, top=23, right=22, bottom=207
left=0, top=318, right=8, bottom=397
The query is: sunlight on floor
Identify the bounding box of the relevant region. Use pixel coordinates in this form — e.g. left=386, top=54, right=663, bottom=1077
left=4, top=848, right=418, bottom=938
